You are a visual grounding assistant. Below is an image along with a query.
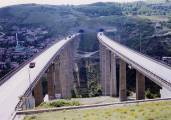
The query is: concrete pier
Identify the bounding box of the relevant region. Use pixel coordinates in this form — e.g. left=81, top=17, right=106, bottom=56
left=33, top=80, right=43, bottom=106
left=110, top=53, right=117, bottom=97
left=99, top=44, right=106, bottom=95
left=59, top=43, right=74, bottom=99
left=105, top=49, right=111, bottom=96
left=119, top=59, right=127, bottom=101
left=54, top=57, right=61, bottom=98
left=47, top=64, right=55, bottom=100
left=99, top=44, right=117, bottom=96
left=136, top=71, right=145, bottom=100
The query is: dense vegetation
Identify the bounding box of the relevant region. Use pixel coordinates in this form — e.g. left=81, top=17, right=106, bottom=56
left=39, top=100, right=80, bottom=108
left=74, top=2, right=122, bottom=17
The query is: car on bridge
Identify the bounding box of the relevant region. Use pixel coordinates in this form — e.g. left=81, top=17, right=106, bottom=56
left=29, top=62, right=35, bottom=68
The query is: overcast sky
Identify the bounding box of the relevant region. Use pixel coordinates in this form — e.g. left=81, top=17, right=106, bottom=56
left=0, top=0, right=142, bottom=8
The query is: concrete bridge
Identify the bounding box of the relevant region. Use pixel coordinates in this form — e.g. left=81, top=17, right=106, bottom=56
left=0, top=34, right=80, bottom=120
left=98, top=32, right=171, bottom=101
left=1, top=32, right=171, bottom=120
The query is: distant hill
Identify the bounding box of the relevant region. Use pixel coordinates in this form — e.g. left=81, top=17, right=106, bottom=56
left=0, top=3, right=123, bottom=36
left=0, top=2, right=171, bottom=53
left=0, top=2, right=170, bottom=33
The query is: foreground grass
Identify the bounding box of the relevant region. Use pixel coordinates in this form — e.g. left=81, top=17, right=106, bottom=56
left=24, top=101, right=171, bottom=120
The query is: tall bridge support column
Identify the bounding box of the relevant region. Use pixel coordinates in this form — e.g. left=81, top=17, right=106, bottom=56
left=110, top=53, right=117, bottom=97
left=136, top=71, right=145, bottom=100
left=99, top=44, right=117, bottom=96
left=119, top=59, right=127, bottom=101
left=99, top=44, right=106, bottom=95
left=68, top=42, right=75, bottom=88
left=47, top=64, right=55, bottom=100
left=59, top=43, right=74, bottom=99
left=99, top=44, right=111, bottom=96
left=54, top=56, right=61, bottom=98
left=33, top=80, right=43, bottom=106
left=104, top=49, right=111, bottom=96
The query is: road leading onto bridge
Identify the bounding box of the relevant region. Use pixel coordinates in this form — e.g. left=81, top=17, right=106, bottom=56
left=0, top=34, right=78, bottom=120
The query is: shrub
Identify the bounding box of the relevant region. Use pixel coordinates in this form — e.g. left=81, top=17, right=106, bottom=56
left=40, top=100, right=81, bottom=108
left=145, top=89, right=159, bottom=99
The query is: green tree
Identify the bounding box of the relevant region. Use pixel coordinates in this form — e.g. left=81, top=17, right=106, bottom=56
left=88, top=80, right=102, bottom=97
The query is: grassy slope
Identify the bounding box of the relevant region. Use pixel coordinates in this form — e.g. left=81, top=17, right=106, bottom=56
left=24, top=101, right=171, bottom=120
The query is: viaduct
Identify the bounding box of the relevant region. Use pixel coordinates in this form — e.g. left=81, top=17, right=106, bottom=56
left=0, top=32, right=171, bottom=120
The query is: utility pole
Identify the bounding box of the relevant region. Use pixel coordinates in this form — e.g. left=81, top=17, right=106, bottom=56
left=24, top=62, right=36, bottom=109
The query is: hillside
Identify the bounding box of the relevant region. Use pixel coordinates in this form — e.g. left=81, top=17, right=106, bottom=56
left=0, top=3, right=122, bottom=36
left=1, top=2, right=171, bottom=34
left=1, top=2, right=171, bottom=97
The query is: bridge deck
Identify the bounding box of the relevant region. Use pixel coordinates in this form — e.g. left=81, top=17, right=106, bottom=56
left=98, top=33, right=171, bottom=90
left=0, top=34, right=77, bottom=120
